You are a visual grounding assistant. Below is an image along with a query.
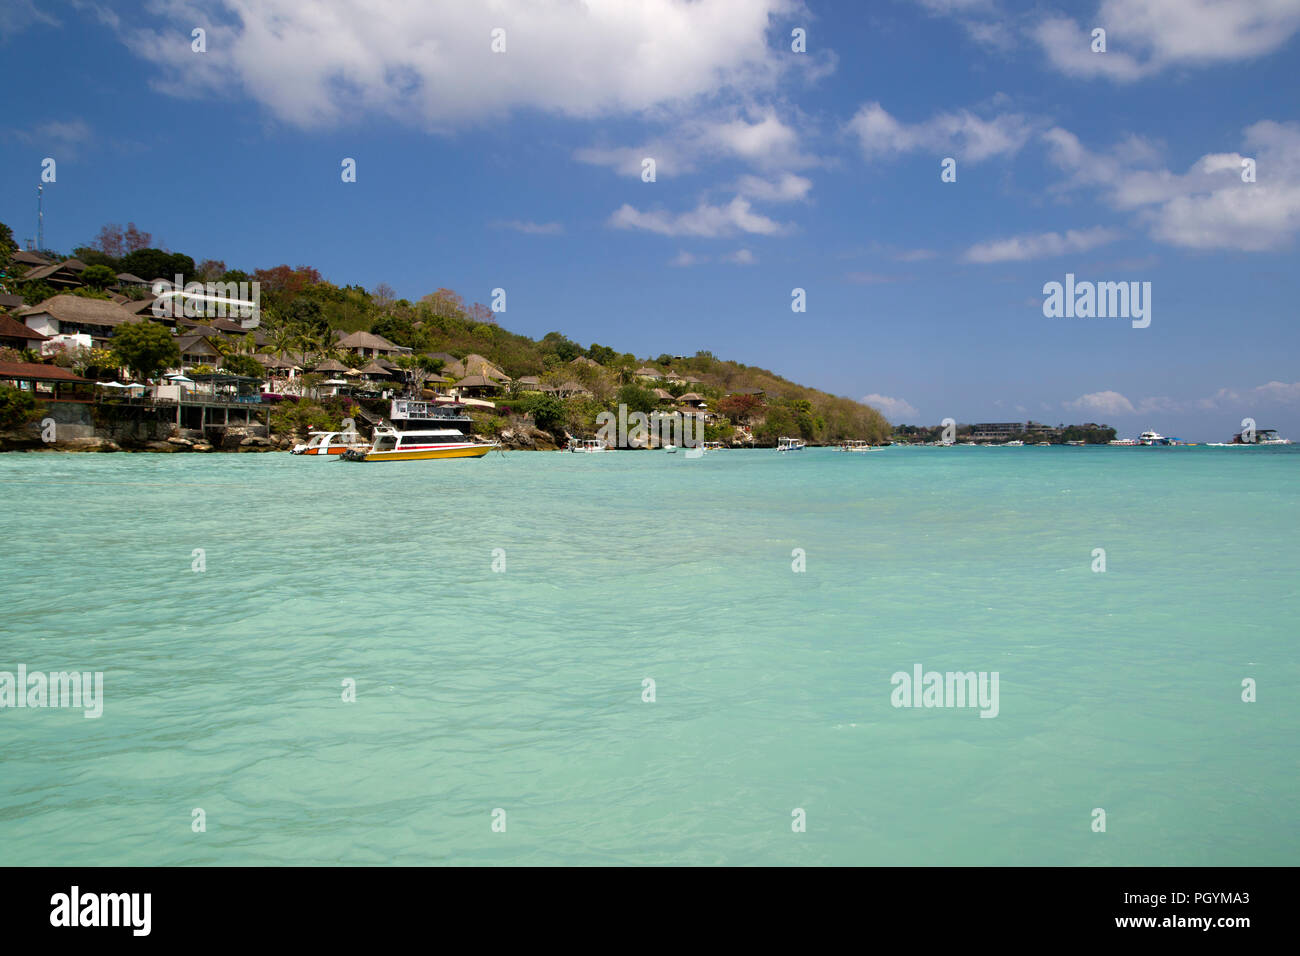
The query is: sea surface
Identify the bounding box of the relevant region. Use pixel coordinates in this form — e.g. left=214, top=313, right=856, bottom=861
left=1, top=445, right=1296, bottom=866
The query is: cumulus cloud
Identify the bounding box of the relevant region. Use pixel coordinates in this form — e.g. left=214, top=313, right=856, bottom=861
left=576, top=109, right=821, bottom=179
left=1065, top=391, right=1136, bottom=416
left=1034, top=1, right=1300, bottom=81
left=722, top=248, right=758, bottom=264
left=1045, top=120, right=1300, bottom=252
left=862, top=394, right=919, bottom=420
left=847, top=101, right=1034, bottom=162
left=118, top=0, right=801, bottom=129
left=735, top=172, right=813, bottom=202
left=963, top=226, right=1122, bottom=263
left=609, top=197, right=788, bottom=238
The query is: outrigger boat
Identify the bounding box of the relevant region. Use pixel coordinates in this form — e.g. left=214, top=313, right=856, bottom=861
left=777, top=437, right=807, bottom=452
left=568, top=438, right=608, bottom=453
left=342, top=427, right=496, bottom=461
left=291, top=430, right=370, bottom=456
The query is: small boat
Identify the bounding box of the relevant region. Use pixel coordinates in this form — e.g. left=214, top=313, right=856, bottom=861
left=1231, top=428, right=1293, bottom=445
left=1003, top=440, right=1024, bottom=447
left=1066, top=440, right=1085, bottom=446
left=777, top=437, right=807, bottom=452
left=342, top=427, right=496, bottom=461
left=842, top=440, right=875, bottom=452
left=1108, top=438, right=1138, bottom=446
left=291, top=430, right=370, bottom=456
left=664, top=444, right=678, bottom=453
left=568, top=438, right=607, bottom=453
left=1138, top=430, right=1170, bottom=446
left=702, top=441, right=724, bottom=451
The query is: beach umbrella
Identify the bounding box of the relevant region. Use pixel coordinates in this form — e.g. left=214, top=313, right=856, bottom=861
left=98, top=381, right=128, bottom=388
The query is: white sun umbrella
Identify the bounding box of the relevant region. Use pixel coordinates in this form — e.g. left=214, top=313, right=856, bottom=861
left=98, top=381, right=128, bottom=388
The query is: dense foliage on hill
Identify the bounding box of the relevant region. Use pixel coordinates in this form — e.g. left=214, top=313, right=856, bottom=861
left=1, top=220, right=892, bottom=444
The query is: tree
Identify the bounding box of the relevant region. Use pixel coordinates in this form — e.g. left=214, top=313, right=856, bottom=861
left=0, top=384, right=41, bottom=430
left=93, top=223, right=125, bottom=258
left=393, top=353, right=445, bottom=394
left=717, top=393, right=762, bottom=423
left=111, top=322, right=180, bottom=380
left=120, top=248, right=194, bottom=282
left=80, top=264, right=117, bottom=289
left=530, top=395, right=566, bottom=434
left=196, top=259, right=227, bottom=281
left=615, top=383, right=658, bottom=415
left=218, top=352, right=265, bottom=379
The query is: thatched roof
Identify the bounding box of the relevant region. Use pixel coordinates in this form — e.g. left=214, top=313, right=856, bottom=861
left=454, top=375, right=501, bottom=388
left=337, top=330, right=400, bottom=351
left=18, top=294, right=140, bottom=328
left=360, top=360, right=392, bottom=376
left=313, top=358, right=350, bottom=373
left=462, top=353, right=507, bottom=380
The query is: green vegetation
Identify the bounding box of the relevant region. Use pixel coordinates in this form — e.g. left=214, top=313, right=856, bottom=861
left=0, top=384, right=41, bottom=431
left=0, top=216, right=893, bottom=444
left=111, top=321, right=181, bottom=381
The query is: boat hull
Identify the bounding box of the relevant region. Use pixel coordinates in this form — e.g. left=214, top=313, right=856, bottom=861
left=349, top=444, right=494, bottom=461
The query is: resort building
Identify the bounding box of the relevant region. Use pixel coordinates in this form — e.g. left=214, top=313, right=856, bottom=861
left=17, top=295, right=140, bottom=346
left=335, top=330, right=409, bottom=359
left=0, top=314, right=48, bottom=351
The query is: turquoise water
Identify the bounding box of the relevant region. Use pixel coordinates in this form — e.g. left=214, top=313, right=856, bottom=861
left=1, top=445, right=1296, bottom=865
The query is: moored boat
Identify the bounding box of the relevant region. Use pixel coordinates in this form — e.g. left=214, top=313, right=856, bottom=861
left=291, top=430, right=369, bottom=456
left=777, top=437, right=807, bottom=452
left=1138, top=430, right=1171, bottom=446
left=342, top=427, right=496, bottom=461
left=568, top=438, right=608, bottom=453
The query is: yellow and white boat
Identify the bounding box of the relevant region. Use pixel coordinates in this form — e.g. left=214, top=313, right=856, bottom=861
left=342, top=427, right=497, bottom=461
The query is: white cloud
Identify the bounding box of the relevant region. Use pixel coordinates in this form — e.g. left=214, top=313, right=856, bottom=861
left=723, top=248, right=757, bottom=264
left=669, top=251, right=706, bottom=267
left=847, top=101, right=1033, bottom=162
left=492, top=219, right=563, bottom=236
left=119, top=0, right=801, bottom=129
left=735, top=172, right=812, bottom=202
left=1045, top=121, right=1300, bottom=252
left=1251, top=381, right=1300, bottom=403
left=862, top=394, right=919, bottom=420
left=1065, top=390, right=1136, bottom=416
left=1, top=0, right=59, bottom=39
left=1034, top=1, right=1300, bottom=81
left=609, top=197, right=788, bottom=238
left=576, top=109, right=820, bottom=179
left=963, top=226, right=1122, bottom=263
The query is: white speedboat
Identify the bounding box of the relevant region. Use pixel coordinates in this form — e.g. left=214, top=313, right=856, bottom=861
left=664, top=444, right=678, bottom=453
left=291, top=430, right=369, bottom=456
left=342, top=427, right=496, bottom=461
left=1138, top=430, right=1170, bottom=446
left=1003, top=440, right=1024, bottom=447
left=568, top=438, right=608, bottom=453
left=777, top=437, right=807, bottom=452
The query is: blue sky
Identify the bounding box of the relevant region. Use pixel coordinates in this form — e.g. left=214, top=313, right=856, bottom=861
left=4, top=0, right=1299, bottom=440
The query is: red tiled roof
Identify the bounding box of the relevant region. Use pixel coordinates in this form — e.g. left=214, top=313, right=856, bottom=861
left=0, top=361, right=90, bottom=383
left=0, top=314, right=47, bottom=340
